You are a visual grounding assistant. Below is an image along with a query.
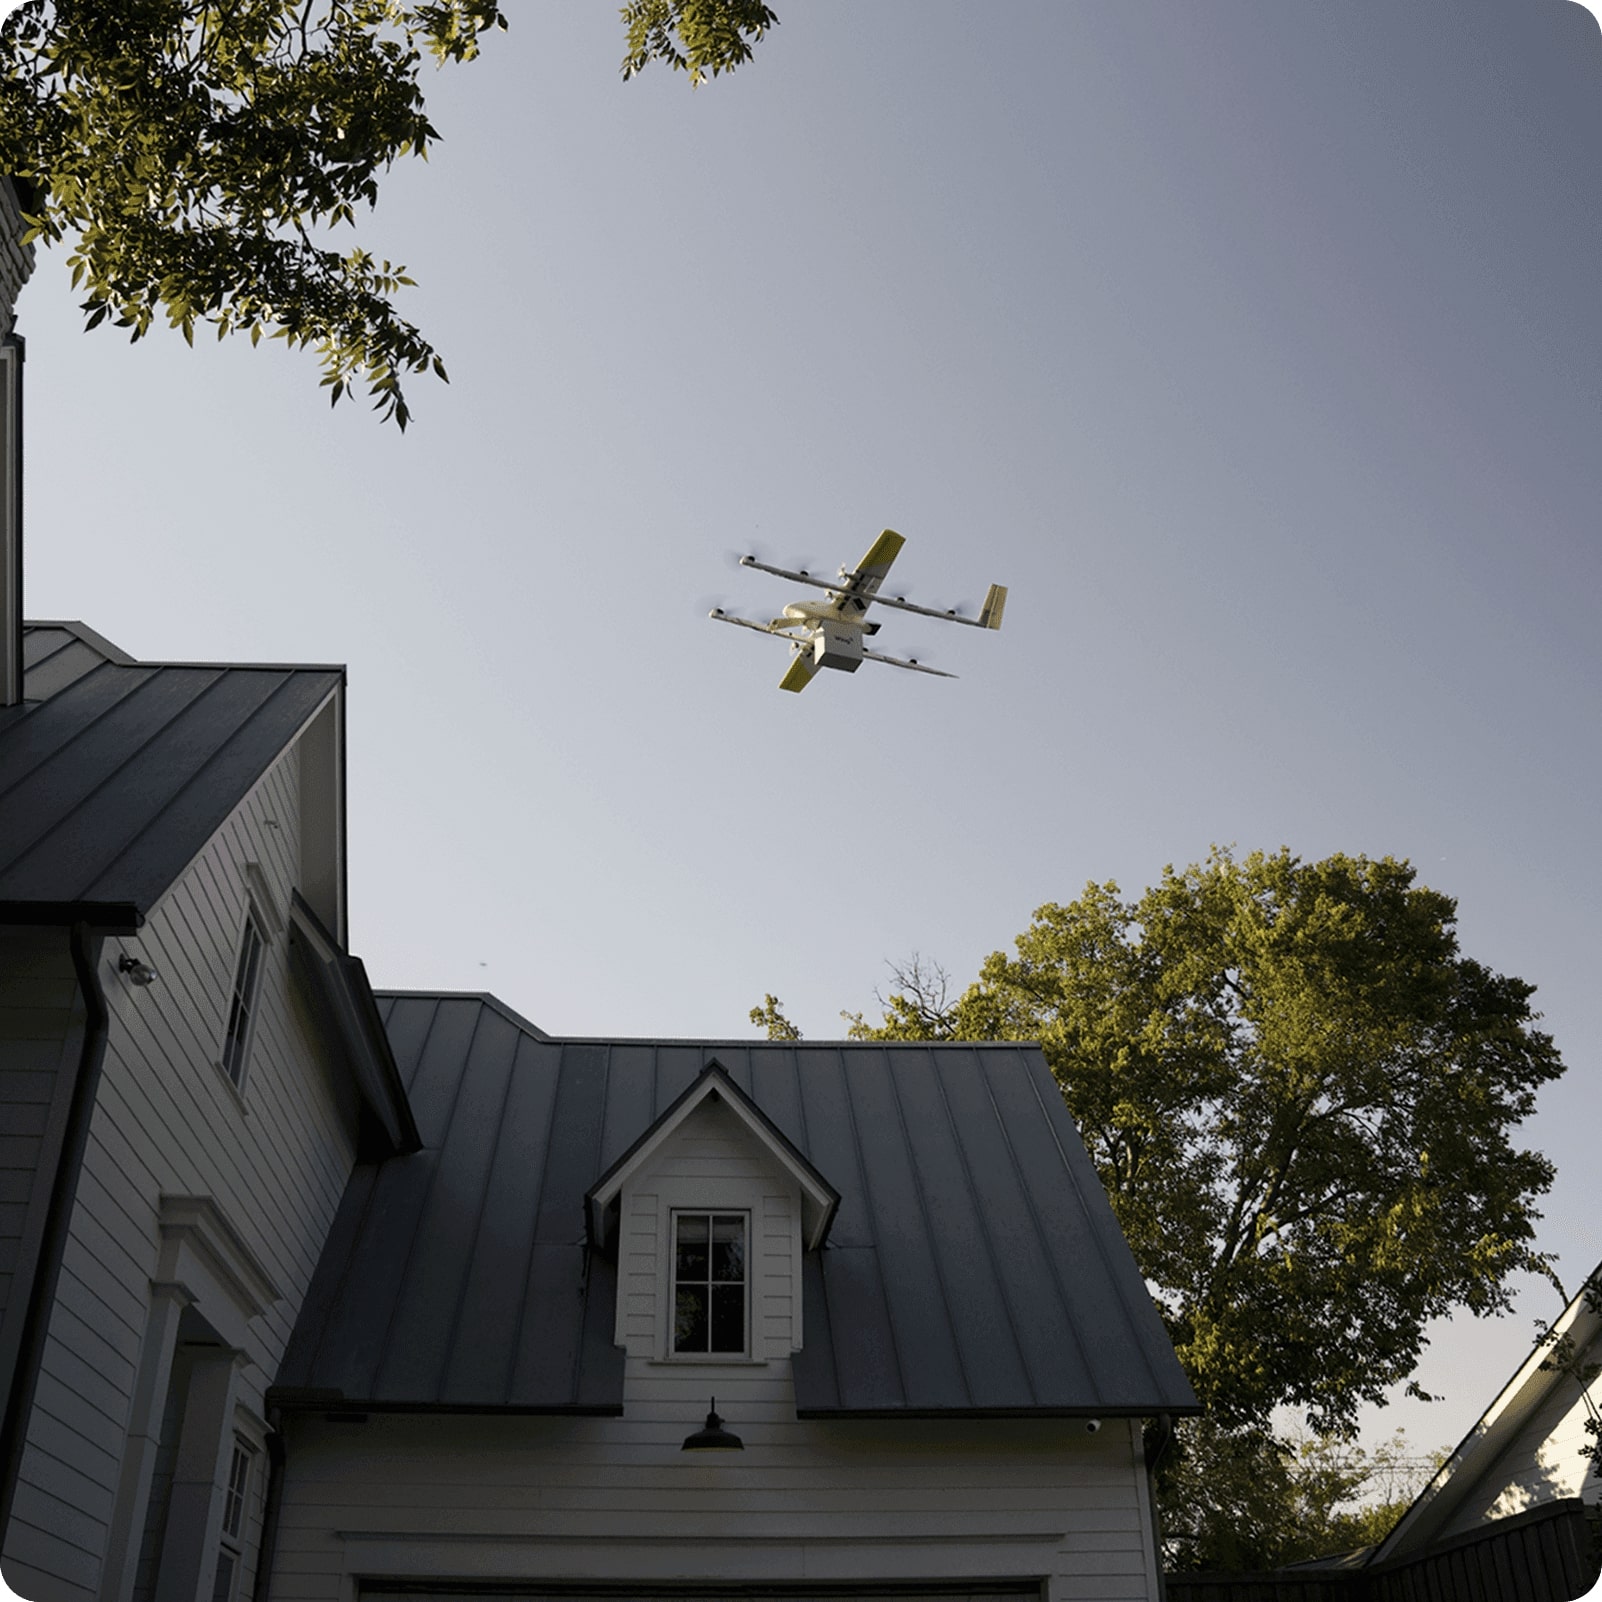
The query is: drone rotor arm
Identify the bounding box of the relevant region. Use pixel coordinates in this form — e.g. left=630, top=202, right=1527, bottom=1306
left=738, top=555, right=844, bottom=595
left=860, top=646, right=957, bottom=679
left=865, top=588, right=1006, bottom=629
left=709, top=609, right=805, bottom=638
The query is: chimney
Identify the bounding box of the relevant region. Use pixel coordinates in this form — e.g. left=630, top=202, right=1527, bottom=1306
left=1, top=176, right=35, bottom=706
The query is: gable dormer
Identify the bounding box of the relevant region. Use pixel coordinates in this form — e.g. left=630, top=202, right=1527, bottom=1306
left=587, top=1062, right=837, bottom=1364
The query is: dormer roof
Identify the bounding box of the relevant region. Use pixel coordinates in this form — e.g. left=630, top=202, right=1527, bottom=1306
left=586, top=1058, right=839, bottom=1253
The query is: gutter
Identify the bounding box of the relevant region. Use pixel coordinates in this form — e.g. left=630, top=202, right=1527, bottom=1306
left=249, top=1403, right=286, bottom=1602
left=1143, top=1413, right=1176, bottom=1602
left=0, top=923, right=110, bottom=1542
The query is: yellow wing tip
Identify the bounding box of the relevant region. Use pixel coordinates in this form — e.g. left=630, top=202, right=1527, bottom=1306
left=859, top=529, right=905, bottom=573
left=779, top=656, right=814, bottom=693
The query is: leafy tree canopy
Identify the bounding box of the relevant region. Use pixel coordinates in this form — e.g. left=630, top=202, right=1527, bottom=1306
left=0, top=0, right=777, bottom=426
left=1158, top=1422, right=1448, bottom=1572
left=804, top=848, right=1565, bottom=1435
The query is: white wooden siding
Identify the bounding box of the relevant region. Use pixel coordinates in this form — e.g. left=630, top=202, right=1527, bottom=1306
left=2, top=739, right=362, bottom=1602
left=1438, top=1352, right=1602, bottom=1537
left=266, top=1090, right=1163, bottom=1601
left=269, top=1397, right=1160, bottom=1602
left=615, top=1096, right=802, bottom=1363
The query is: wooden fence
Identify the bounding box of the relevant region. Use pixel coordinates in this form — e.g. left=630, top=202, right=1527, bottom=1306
left=1166, top=1498, right=1601, bottom=1602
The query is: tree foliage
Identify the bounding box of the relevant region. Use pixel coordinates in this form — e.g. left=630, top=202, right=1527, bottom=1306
left=1158, top=1421, right=1448, bottom=1572
left=0, top=0, right=775, bottom=426
left=844, top=848, right=1564, bottom=1435
left=749, top=992, right=801, bottom=1041
left=620, top=1, right=777, bottom=87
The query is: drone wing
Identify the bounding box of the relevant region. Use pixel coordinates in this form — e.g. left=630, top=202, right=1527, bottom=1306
left=737, top=529, right=906, bottom=616
left=833, top=528, right=905, bottom=617
left=778, top=649, right=819, bottom=694
left=862, top=646, right=956, bottom=679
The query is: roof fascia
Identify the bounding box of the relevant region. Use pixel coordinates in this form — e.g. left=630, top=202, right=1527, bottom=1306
left=287, top=891, right=421, bottom=1156
left=586, top=1059, right=839, bottom=1252
left=1375, top=1260, right=1602, bottom=1561
left=0, top=901, right=141, bottom=932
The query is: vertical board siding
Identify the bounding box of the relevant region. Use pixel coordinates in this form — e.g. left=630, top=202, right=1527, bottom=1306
left=3, top=740, right=361, bottom=1602
left=267, top=1402, right=1159, bottom=1602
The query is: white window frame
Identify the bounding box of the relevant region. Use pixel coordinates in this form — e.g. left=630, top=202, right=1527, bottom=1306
left=668, top=1209, right=749, bottom=1360
left=218, top=908, right=266, bottom=1091
left=209, top=1432, right=255, bottom=1602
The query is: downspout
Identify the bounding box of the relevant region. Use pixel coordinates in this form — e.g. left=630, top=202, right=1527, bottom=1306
left=250, top=1403, right=286, bottom=1602
left=0, top=922, right=109, bottom=1545
left=1143, top=1413, right=1175, bottom=1602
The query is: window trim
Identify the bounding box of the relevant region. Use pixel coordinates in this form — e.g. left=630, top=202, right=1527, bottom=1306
left=668, top=1208, right=750, bottom=1361
left=210, top=1432, right=256, bottom=1602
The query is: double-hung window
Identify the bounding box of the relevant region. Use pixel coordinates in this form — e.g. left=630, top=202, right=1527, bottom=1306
left=672, top=1212, right=747, bottom=1356
left=209, top=1435, right=254, bottom=1602
left=219, top=912, right=265, bottom=1090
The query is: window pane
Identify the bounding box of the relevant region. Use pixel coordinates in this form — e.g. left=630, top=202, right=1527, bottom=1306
left=674, top=1286, right=708, bottom=1353
left=675, top=1214, right=709, bottom=1281
left=711, top=1216, right=745, bottom=1282
left=710, top=1284, right=744, bottom=1353
left=222, top=1442, right=251, bottom=1539
left=210, top=1550, right=236, bottom=1602
left=221, top=918, right=264, bottom=1087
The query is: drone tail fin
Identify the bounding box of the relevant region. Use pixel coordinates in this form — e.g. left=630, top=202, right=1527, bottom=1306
left=979, top=583, right=1008, bottom=631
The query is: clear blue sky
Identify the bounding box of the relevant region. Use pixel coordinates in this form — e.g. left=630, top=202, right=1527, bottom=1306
left=19, top=1, right=1602, bottom=1460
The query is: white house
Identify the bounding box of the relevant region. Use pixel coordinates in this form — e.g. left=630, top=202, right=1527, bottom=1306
left=263, top=1002, right=1199, bottom=1602
left=1, top=620, right=418, bottom=1602
left=1, top=624, right=1199, bottom=1602
left=0, top=175, right=1197, bottom=1602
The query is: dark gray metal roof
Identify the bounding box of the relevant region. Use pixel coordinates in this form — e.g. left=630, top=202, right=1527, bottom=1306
left=275, top=993, right=1199, bottom=1418
left=1, top=623, right=341, bottom=927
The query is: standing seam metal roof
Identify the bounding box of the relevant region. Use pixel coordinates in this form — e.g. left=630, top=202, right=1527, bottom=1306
left=2, top=623, right=341, bottom=921
left=275, top=993, right=1199, bottom=1418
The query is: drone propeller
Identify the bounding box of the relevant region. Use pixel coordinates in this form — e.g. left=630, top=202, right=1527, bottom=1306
left=723, top=541, right=770, bottom=572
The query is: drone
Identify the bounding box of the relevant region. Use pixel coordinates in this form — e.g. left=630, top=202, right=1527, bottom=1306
left=709, top=529, right=1006, bottom=693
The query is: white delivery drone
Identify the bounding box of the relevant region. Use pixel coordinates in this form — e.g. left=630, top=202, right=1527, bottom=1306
left=709, top=529, right=1006, bottom=693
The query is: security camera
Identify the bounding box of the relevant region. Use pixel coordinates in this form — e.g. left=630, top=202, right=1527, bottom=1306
left=1084, top=1418, right=1102, bottom=1434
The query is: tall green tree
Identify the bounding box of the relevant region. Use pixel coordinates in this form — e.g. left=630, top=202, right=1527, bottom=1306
left=845, top=848, right=1564, bottom=1436
left=0, top=0, right=776, bottom=426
